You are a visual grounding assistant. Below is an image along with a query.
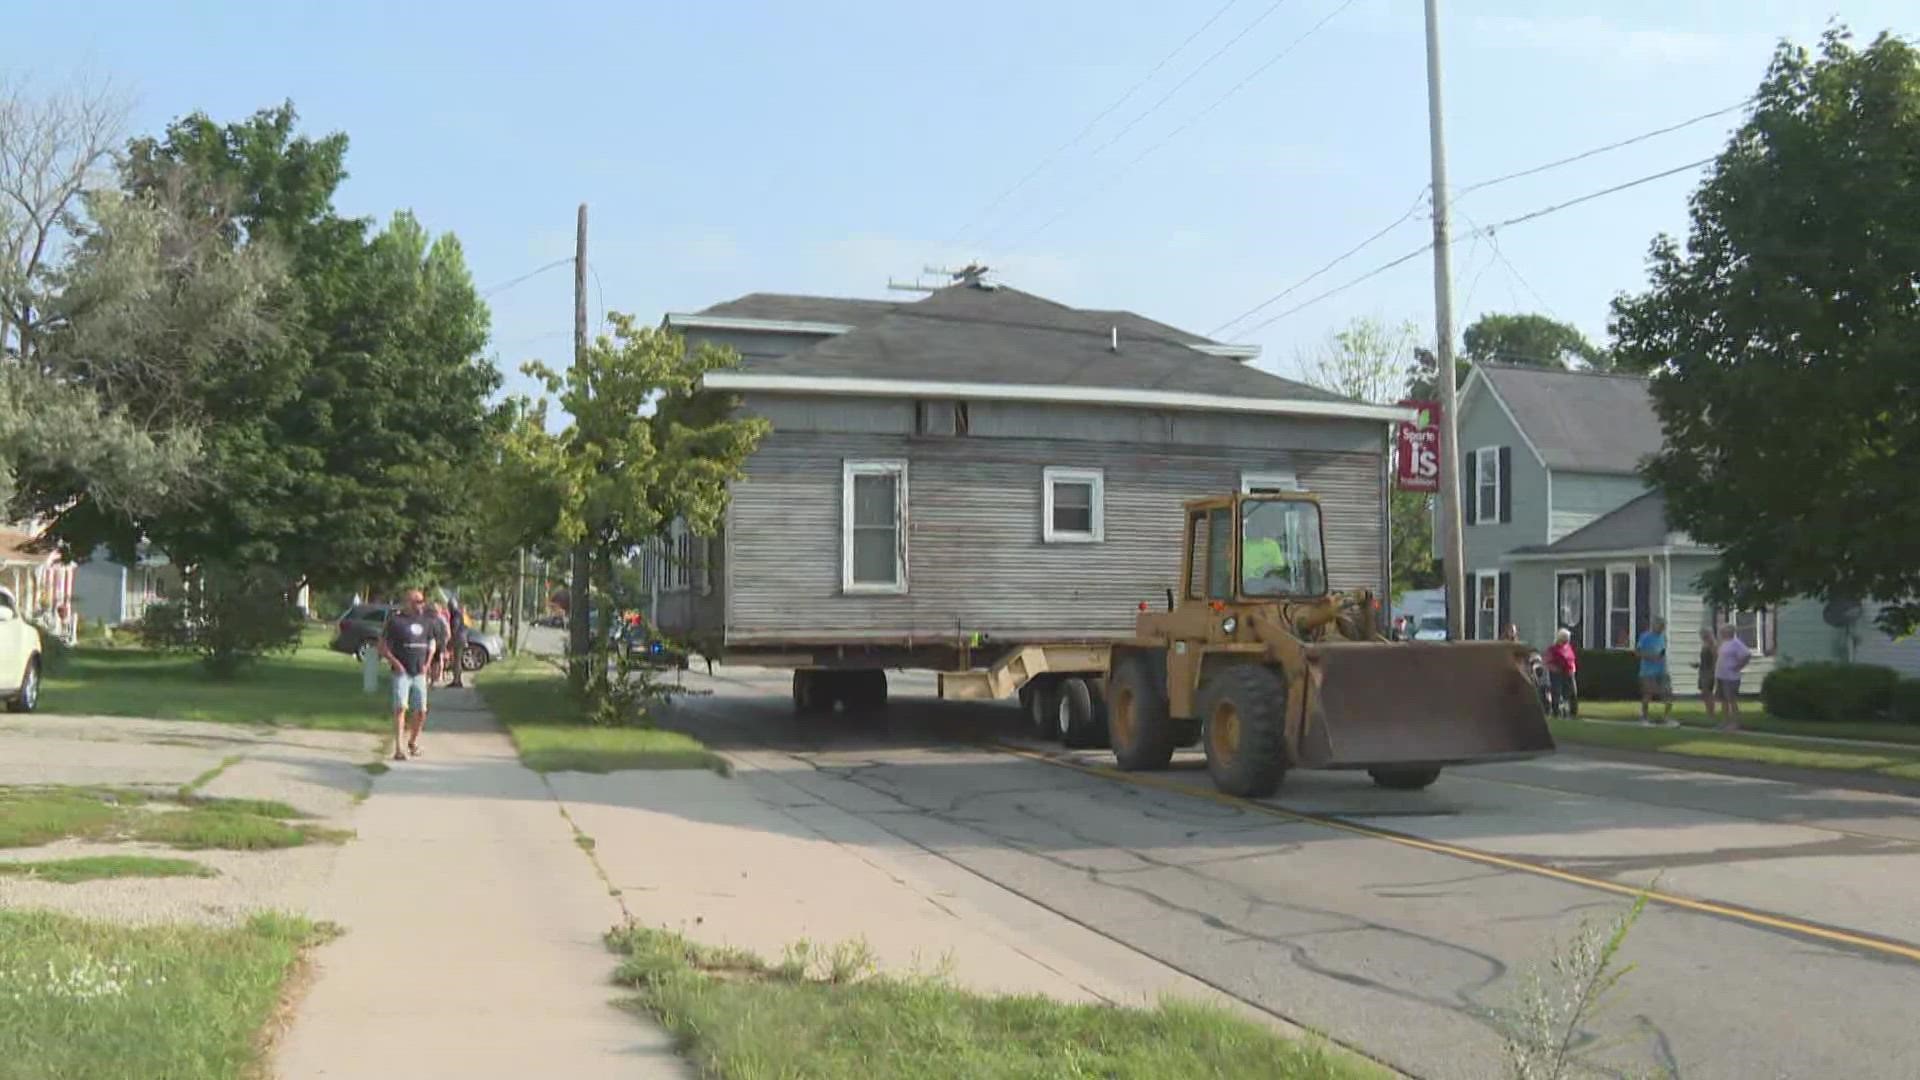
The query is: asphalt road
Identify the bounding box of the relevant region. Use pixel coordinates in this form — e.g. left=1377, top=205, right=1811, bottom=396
left=650, top=665, right=1920, bottom=1080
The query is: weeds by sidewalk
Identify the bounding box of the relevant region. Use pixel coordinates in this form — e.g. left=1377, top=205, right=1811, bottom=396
left=0, top=909, right=335, bottom=1080
left=606, top=924, right=1384, bottom=1080
left=0, top=787, right=349, bottom=851
left=0, top=855, right=215, bottom=884
left=481, top=658, right=729, bottom=775
left=1500, top=893, right=1655, bottom=1080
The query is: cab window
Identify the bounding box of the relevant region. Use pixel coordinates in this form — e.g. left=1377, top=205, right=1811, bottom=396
left=1241, top=499, right=1327, bottom=597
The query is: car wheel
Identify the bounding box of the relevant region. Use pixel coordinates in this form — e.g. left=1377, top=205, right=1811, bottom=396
left=462, top=643, right=488, bottom=671
left=8, top=658, right=39, bottom=714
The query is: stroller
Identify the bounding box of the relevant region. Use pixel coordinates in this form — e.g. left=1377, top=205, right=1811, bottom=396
left=1525, top=650, right=1559, bottom=716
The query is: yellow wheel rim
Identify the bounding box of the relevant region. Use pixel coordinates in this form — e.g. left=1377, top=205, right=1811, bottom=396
left=1111, top=688, right=1135, bottom=747
left=1210, top=701, right=1240, bottom=764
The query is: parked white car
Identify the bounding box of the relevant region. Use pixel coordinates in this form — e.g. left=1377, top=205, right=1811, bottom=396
left=1412, top=614, right=1450, bottom=642
left=0, top=587, right=42, bottom=712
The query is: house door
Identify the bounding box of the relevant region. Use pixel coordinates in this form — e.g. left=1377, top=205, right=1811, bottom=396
left=1555, top=572, right=1586, bottom=645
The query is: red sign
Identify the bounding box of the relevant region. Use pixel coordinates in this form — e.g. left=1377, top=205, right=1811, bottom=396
left=1395, top=399, right=1441, bottom=492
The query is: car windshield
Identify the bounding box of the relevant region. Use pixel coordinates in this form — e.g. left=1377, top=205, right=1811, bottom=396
left=1240, top=498, right=1327, bottom=597
left=1418, top=616, right=1447, bottom=632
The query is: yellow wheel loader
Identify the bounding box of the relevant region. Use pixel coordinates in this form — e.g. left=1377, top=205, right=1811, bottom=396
left=1104, top=492, right=1554, bottom=797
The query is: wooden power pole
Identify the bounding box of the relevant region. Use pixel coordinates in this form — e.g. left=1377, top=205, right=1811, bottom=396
left=567, top=204, right=592, bottom=680
left=1423, top=0, right=1468, bottom=641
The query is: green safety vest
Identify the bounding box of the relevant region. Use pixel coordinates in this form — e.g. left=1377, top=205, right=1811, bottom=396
left=1242, top=537, right=1288, bottom=583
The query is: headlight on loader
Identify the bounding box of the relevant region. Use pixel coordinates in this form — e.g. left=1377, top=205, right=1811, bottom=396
left=1221, top=616, right=1238, bottom=635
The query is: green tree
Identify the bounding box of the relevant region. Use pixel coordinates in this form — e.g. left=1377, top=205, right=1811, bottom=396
left=1460, top=312, right=1607, bottom=370
left=1296, top=316, right=1439, bottom=598
left=1610, top=29, right=1920, bottom=635
left=526, top=314, right=769, bottom=691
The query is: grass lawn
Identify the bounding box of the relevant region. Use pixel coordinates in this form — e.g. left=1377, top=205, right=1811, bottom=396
left=0, top=909, right=333, bottom=1080
left=1574, top=699, right=1920, bottom=747
left=0, top=855, right=215, bottom=884
left=42, top=628, right=388, bottom=732
left=1548, top=717, right=1920, bottom=783
left=479, top=657, right=728, bottom=775
left=607, top=925, right=1382, bottom=1080
left=0, top=787, right=349, bottom=851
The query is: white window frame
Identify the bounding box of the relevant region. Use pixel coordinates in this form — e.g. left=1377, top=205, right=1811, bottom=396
left=1724, top=607, right=1774, bottom=656
left=1042, top=467, right=1105, bottom=544
left=1475, top=445, right=1501, bottom=524
left=1239, top=470, right=1301, bottom=494
left=1475, top=570, right=1501, bottom=641
left=1606, top=562, right=1636, bottom=650
left=842, top=459, right=908, bottom=594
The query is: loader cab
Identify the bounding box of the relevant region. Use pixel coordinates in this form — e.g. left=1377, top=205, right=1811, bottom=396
left=1182, top=492, right=1329, bottom=606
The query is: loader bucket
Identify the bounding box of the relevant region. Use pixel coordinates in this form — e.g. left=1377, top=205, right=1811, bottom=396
left=1294, top=641, right=1554, bottom=769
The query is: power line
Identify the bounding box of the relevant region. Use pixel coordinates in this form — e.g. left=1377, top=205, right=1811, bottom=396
left=1000, top=0, right=1356, bottom=254
left=1210, top=185, right=1426, bottom=337
left=945, top=0, right=1241, bottom=248
left=1455, top=99, right=1748, bottom=201
left=480, top=257, right=574, bottom=298
left=1228, top=155, right=1715, bottom=336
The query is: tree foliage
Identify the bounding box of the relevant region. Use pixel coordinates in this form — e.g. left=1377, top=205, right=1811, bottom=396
left=1610, top=29, right=1920, bottom=635
left=1296, top=316, right=1439, bottom=597
left=1460, top=312, right=1607, bottom=370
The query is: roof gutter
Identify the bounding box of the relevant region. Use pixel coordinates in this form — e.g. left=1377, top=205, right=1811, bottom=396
left=663, top=314, right=855, bottom=336
left=701, top=372, right=1418, bottom=424
left=1502, top=545, right=1715, bottom=562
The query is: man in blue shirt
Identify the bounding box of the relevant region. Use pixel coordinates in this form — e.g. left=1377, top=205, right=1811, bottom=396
left=1636, top=616, right=1677, bottom=726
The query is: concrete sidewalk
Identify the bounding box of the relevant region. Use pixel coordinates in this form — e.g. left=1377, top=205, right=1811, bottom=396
left=274, top=686, right=687, bottom=1080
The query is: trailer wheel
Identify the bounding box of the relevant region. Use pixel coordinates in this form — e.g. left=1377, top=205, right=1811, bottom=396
left=1195, top=665, right=1288, bottom=798
left=1027, top=677, right=1061, bottom=740
left=1056, top=677, right=1108, bottom=749
left=843, top=670, right=888, bottom=714
left=1108, top=656, right=1176, bottom=771
left=792, top=670, right=833, bottom=716
left=1368, top=766, right=1442, bottom=791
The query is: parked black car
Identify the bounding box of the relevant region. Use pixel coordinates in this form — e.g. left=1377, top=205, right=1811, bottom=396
left=329, top=604, right=505, bottom=672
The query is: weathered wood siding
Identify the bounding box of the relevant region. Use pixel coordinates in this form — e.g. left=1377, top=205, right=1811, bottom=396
left=711, top=395, right=1388, bottom=645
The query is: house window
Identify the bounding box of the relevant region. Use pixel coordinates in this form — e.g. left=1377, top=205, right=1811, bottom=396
left=1476, top=572, right=1499, bottom=640
left=843, top=460, right=907, bottom=593
left=1475, top=447, right=1501, bottom=524
left=1555, top=572, right=1584, bottom=633
left=1715, top=607, right=1777, bottom=656
left=1240, top=470, right=1301, bottom=494
left=1043, top=467, right=1104, bottom=543
left=1607, top=564, right=1635, bottom=649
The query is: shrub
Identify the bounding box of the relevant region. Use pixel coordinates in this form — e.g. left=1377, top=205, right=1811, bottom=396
left=1762, top=662, right=1900, bottom=723
left=1890, top=677, right=1920, bottom=725
left=1572, top=649, right=1641, bottom=700
left=134, top=566, right=304, bottom=678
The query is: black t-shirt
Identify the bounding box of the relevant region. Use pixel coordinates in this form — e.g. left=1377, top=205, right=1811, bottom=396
left=382, top=611, right=439, bottom=676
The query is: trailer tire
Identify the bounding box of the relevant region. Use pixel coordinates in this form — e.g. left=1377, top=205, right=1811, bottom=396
left=843, top=670, right=888, bottom=714
left=1196, top=665, right=1288, bottom=798
left=1027, top=677, right=1061, bottom=740
left=1368, top=766, right=1442, bottom=791
left=792, top=670, right=833, bottom=716
left=1057, top=677, right=1107, bottom=749
left=1108, top=656, right=1176, bottom=771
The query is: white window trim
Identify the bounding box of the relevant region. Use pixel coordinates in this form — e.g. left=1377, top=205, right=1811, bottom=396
left=1606, top=562, right=1636, bottom=650
left=1042, top=467, right=1105, bottom=543
left=1475, top=445, right=1501, bottom=525
left=1475, top=570, right=1501, bottom=641
left=1725, top=607, right=1773, bottom=656
left=1239, top=470, right=1301, bottom=494
left=842, top=460, right=908, bottom=594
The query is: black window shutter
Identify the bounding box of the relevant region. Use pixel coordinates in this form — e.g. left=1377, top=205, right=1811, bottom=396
left=1591, top=572, right=1607, bottom=650
left=1498, top=571, right=1512, bottom=637
left=1463, top=450, right=1478, bottom=525
left=1498, top=447, right=1513, bottom=523
left=1634, top=565, right=1652, bottom=637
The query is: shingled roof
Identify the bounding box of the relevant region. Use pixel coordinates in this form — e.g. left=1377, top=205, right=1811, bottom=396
left=1471, top=364, right=1665, bottom=475
left=690, top=283, right=1349, bottom=404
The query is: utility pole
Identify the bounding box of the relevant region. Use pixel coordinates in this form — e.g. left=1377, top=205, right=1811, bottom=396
left=1424, top=0, right=1467, bottom=641
left=567, top=204, right=592, bottom=680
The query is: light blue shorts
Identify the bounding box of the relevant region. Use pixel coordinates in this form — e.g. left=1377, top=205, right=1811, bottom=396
left=392, top=671, right=429, bottom=713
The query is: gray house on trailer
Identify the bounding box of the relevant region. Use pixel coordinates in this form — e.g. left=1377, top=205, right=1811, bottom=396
left=653, top=279, right=1409, bottom=686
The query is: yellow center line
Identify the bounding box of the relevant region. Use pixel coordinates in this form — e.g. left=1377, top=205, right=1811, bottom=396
left=990, top=742, right=1920, bottom=966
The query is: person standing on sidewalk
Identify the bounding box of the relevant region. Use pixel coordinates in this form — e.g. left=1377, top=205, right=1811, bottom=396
left=1545, top=628, right=1579, bottom=719
left=445, top=593, right=470, bottom=688
left=377, top=589, right=442, bottom=761
left=1695, top=628, right=1721, bottom=725
left=1636, top=616, right=1676, bottom=726
left=1714, top=623, right=1753, bottom=732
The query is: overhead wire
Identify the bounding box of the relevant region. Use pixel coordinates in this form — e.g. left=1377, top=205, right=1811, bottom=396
left=1209, top=186, right=1428, bottom=337
left=480, top=257, right=574, bottom=298
left=1454, top=98, right=1750, bottom=201
left=998, top=0, right=1358, bottom=254
left=944, top=0, right=1242, bottom=248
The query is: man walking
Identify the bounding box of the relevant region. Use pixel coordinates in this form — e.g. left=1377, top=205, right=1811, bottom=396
left=445, top=593, right=470, bottom=688
left=1636, top=616, right=1677, bottom=726
left=377, top=589, right=442, bottom=761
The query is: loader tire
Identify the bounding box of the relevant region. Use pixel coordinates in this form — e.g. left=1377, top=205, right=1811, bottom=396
left=1108, top=656, right=1176, bottom=771
left=1368, top=766, right=1442, bottom=791
left=1057, top=677, right=1108, bottom=749
left=1027, top=677, right=1061, bottom=740
left=1196, top=665, right=1288, bottom=798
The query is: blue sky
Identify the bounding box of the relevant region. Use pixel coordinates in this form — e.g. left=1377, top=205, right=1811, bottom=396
left=28, top=0, right=1913, bottom=404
